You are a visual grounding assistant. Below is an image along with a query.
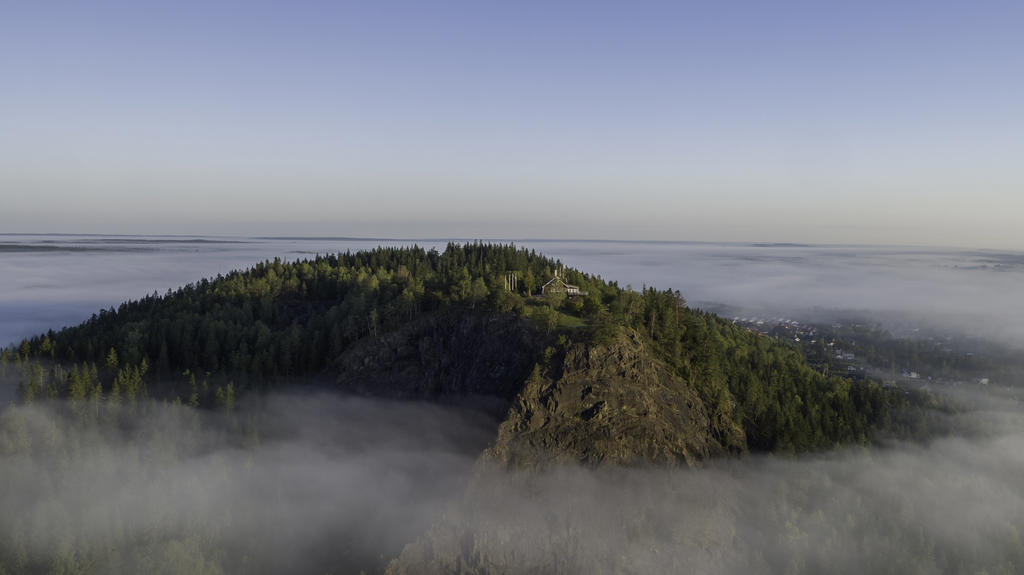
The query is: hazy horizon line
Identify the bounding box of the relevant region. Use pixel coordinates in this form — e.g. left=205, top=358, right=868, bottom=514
left=2, top=232, right=1017, bottom=254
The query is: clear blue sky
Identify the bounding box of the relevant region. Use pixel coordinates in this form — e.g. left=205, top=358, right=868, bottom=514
left=2, top=1, right=1022, bottom=248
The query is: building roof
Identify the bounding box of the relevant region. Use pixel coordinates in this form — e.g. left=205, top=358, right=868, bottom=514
left=541, top=276, right=580, bottom=291
left=540, top=273, right=584, bottom=296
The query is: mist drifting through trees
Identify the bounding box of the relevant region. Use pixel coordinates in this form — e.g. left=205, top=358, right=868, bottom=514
left=0, top=395, right=496, bottom=574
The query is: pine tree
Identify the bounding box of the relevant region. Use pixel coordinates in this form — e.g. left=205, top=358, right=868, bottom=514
left=104, top=347, right=119, bottom=370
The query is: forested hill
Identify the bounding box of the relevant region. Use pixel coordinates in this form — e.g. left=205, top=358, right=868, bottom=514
left=20, top=243, right=568, bottom=379
left=6, top=243, right=925, bottom=457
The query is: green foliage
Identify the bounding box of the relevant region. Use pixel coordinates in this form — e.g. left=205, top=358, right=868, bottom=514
left=626, top=291, right=913, bottom=452
left=588, top=311, right=621, bottom=346
left=215, top=382, right=235, bottom=412
left=104, top=346, right=119, bottom=370
left=19, top=245, right=577, bottom=377
left=528, top=305, right=559, bottom=335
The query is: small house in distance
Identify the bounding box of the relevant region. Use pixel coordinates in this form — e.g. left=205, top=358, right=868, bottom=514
left=540, top=269, right=586, bottom=296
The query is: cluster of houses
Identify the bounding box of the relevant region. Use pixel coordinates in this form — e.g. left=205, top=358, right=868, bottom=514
left=732, top=316, right=819, bottom=344
left=835, top=350, right=856, bottom=361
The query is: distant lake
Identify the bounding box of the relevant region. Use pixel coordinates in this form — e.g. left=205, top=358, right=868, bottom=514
left=2, top=235, right=1023, bottom=349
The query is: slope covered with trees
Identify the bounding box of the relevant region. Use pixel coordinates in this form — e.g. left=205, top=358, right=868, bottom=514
left=5, top=243, right=923, bottom=457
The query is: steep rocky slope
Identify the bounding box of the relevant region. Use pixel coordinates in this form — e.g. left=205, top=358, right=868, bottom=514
left=486, top=327, right=743, bottom=467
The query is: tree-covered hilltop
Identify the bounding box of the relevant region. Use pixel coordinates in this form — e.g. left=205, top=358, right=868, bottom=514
left=17, top=243, right=571, bottom=378
left=4, top=243, right=931, bottom=457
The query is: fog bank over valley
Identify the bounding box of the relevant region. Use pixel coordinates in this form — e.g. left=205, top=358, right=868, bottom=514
left=3, top=392, right=1024, bottom=574
left=0, top=394, right=495, bottom=574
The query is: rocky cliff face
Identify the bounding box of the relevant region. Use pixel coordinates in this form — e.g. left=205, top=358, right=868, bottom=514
left=485, top=327, right=739, bottom=468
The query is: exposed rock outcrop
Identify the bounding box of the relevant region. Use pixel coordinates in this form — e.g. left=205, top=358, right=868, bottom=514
left=486, top=327, right=740, bottom=468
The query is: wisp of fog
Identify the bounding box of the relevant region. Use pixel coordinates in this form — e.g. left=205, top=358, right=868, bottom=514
left=410, top=405, right=1024, bottom=574
left=0, top=394, right=495, bottom=574
left=4, top=391, right=1024, bottom=574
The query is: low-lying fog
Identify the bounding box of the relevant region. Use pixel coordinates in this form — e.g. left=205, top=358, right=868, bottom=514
left=0, top=394, right=496, bottom=574
left=4, top=393, right=1024, bottom=574
left=450, top=408, right=1024, bottom=574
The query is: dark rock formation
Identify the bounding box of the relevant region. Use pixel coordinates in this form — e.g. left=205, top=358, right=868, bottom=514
left=486, top=327, right=741, bottom=468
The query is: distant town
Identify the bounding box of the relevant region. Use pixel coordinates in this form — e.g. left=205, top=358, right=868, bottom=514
left=721, top=311, right=1016, bottom=391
